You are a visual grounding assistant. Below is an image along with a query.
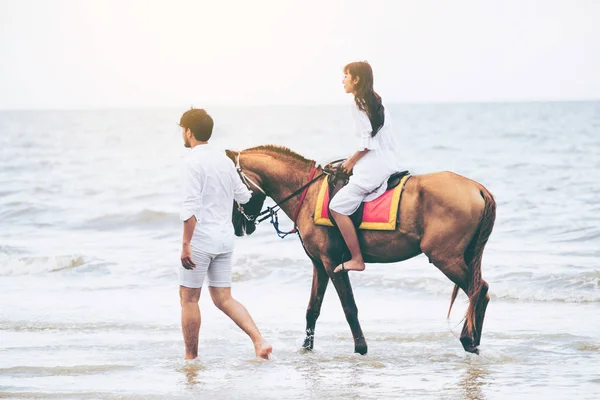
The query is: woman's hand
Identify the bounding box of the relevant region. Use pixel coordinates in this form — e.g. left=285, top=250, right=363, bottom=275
left=340, top=150, right=368, bottom=175
left=340, top=159, right=354, bottom=174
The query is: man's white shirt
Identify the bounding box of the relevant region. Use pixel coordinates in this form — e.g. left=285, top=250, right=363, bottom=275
left=180, top=144, right=252, bottom=253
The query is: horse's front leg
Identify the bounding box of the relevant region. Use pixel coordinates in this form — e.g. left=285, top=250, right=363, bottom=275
left=326, top=264, right=368, bottom=355
left=303, top=261, right=330, bottom=351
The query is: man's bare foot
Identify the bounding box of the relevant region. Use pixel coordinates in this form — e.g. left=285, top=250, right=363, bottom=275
left=254, top=341, right=273, bottom=360
left=334, top=259, right=365, bottom=273
left=184, top=354, right=198, bottom=360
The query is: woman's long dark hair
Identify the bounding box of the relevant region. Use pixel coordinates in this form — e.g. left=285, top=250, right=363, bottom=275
left=344, top=61, right=385, bottom=137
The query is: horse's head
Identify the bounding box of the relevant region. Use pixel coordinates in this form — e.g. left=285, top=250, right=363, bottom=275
left=226, top=145, right=316, bottom=237
left=226, top=149, right=268, bottom=237
left=232, top=190, right=267, bottom=236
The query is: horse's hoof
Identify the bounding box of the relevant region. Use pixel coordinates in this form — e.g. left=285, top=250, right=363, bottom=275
left=468, top=347, right=480, bottom=355
left=460, top=336, right=479, bottom=355
left=302, top=338, right=314, bottom=351
left=354, top=343, right=368, bottom=355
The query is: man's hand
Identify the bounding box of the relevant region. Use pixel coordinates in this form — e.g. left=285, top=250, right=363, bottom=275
left=181, top=217, right=197, bottom=269
left=181, top=243, right=196, bottom=270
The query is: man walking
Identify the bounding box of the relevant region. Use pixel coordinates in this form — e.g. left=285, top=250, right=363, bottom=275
left=178, top=108, right=272, bottom=360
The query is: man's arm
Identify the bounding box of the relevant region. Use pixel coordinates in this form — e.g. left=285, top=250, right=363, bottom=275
left=181, top=217, right=196, bottom=270
left=180, top=162, right=203, bottom=270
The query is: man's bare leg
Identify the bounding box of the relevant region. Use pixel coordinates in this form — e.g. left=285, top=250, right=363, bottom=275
left=180, top=286, right=202, bottom=360
left=331, top=210, right=365, bottom=273
left=209, top=287, right=272, bottom=359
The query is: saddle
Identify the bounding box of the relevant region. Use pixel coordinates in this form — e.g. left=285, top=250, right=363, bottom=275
left=314, top=162, right=410, bottom=231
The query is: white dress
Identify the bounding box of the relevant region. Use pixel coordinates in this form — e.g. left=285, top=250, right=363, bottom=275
left=329, top=103, right=404, bottom=216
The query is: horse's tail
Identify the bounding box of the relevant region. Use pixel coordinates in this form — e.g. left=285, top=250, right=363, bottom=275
left=447, top=186, right=496, bottom=338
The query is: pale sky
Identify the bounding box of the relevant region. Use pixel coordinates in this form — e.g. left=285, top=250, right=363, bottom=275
left=1, top=0, right=599, bottom=109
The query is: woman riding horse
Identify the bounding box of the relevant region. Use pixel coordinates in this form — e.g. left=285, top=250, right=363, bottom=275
left=331, top=61, right=405, bottom=274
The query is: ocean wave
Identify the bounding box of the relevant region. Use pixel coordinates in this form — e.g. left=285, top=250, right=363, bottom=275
left=485, top=333, right=575, bottom=351
left=490, top=270, right=600, bottom=303
left=571, top=341, right=600, bottom=352
left=551, top=231, right=600, bottom=244
left=368, top=331, right=454, bottom=343
left=352, top=270, right=600, bottom=304
left=83, top=209, right=179, bottom=231
left=232, top=266, right=272, bottom=282
left=0, top=364, right=135, bottom=377
left=0, top=201, right=47, bottom=219
left=493, top=290, right=599, bottom=304
left=351, top=273, right=455, bottom=296
left=1, top=320, right=175, bottom=333
left=0, top=392, right=169, bottom=400
left=0, top=244, right=26, bottom=255
left=0, top=254, right=86, bottom=276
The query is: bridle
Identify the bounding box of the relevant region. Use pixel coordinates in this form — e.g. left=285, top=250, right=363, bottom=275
left=235, top=153, right=266, bottom=195
left=234, top=152, right=327, bottom=238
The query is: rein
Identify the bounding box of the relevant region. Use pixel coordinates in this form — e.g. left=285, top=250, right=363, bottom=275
left=261, top=166, right=320, bottom=238
left=235, top=153, right=329, bottom=238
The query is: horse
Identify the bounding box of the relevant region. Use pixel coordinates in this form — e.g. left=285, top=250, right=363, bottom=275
left=226, top=145, right=496, bottom=355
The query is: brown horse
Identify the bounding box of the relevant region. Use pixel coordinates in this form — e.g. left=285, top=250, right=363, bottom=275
left=226, top=145, right=496, bottom=355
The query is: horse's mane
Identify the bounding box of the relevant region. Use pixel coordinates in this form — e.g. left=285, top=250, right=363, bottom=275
left=245, top=145, right=313, bottom=164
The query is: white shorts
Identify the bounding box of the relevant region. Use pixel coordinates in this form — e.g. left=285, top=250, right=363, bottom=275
left=179, top=248, right=233, bottom=289
left=329, top=182, right=373, bottom=216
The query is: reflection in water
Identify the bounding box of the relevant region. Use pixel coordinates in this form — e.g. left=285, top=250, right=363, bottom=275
left=178, top=361, right=205, bottom=387
left=298, top=356, right=326, bottom=398
left=458, top=363, right=488, bottom=400
left=297, top=352, right=386, bottom=398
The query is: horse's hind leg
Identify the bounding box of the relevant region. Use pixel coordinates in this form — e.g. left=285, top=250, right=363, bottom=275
left=425, top=251, right=481, bottom=353
left=441, top=261, right=479, bottom=354
left=303, top=261, right=330, bottom=351
left=473, top=281, right=490, bottom=347
left=458, top=280, right=489, bottom=349
left=430, top=254, right=491, bottom=354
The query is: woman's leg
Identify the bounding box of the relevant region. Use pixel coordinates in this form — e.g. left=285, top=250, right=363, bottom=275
left=330, top=210, right=365, bottom=272
left=329, top=183, right=369, bottom=273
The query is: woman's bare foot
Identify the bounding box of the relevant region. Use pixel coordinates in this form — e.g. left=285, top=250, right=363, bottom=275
left=254, top=341, right=273, bottom=360
left=334, top=259, right=365, bottom=273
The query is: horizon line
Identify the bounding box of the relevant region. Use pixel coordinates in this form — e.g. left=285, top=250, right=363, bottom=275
left=0, top=98, right=598, bottom=112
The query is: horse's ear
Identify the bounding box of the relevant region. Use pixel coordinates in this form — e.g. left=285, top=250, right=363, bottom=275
left=225, top=149, right=238, bottom=163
